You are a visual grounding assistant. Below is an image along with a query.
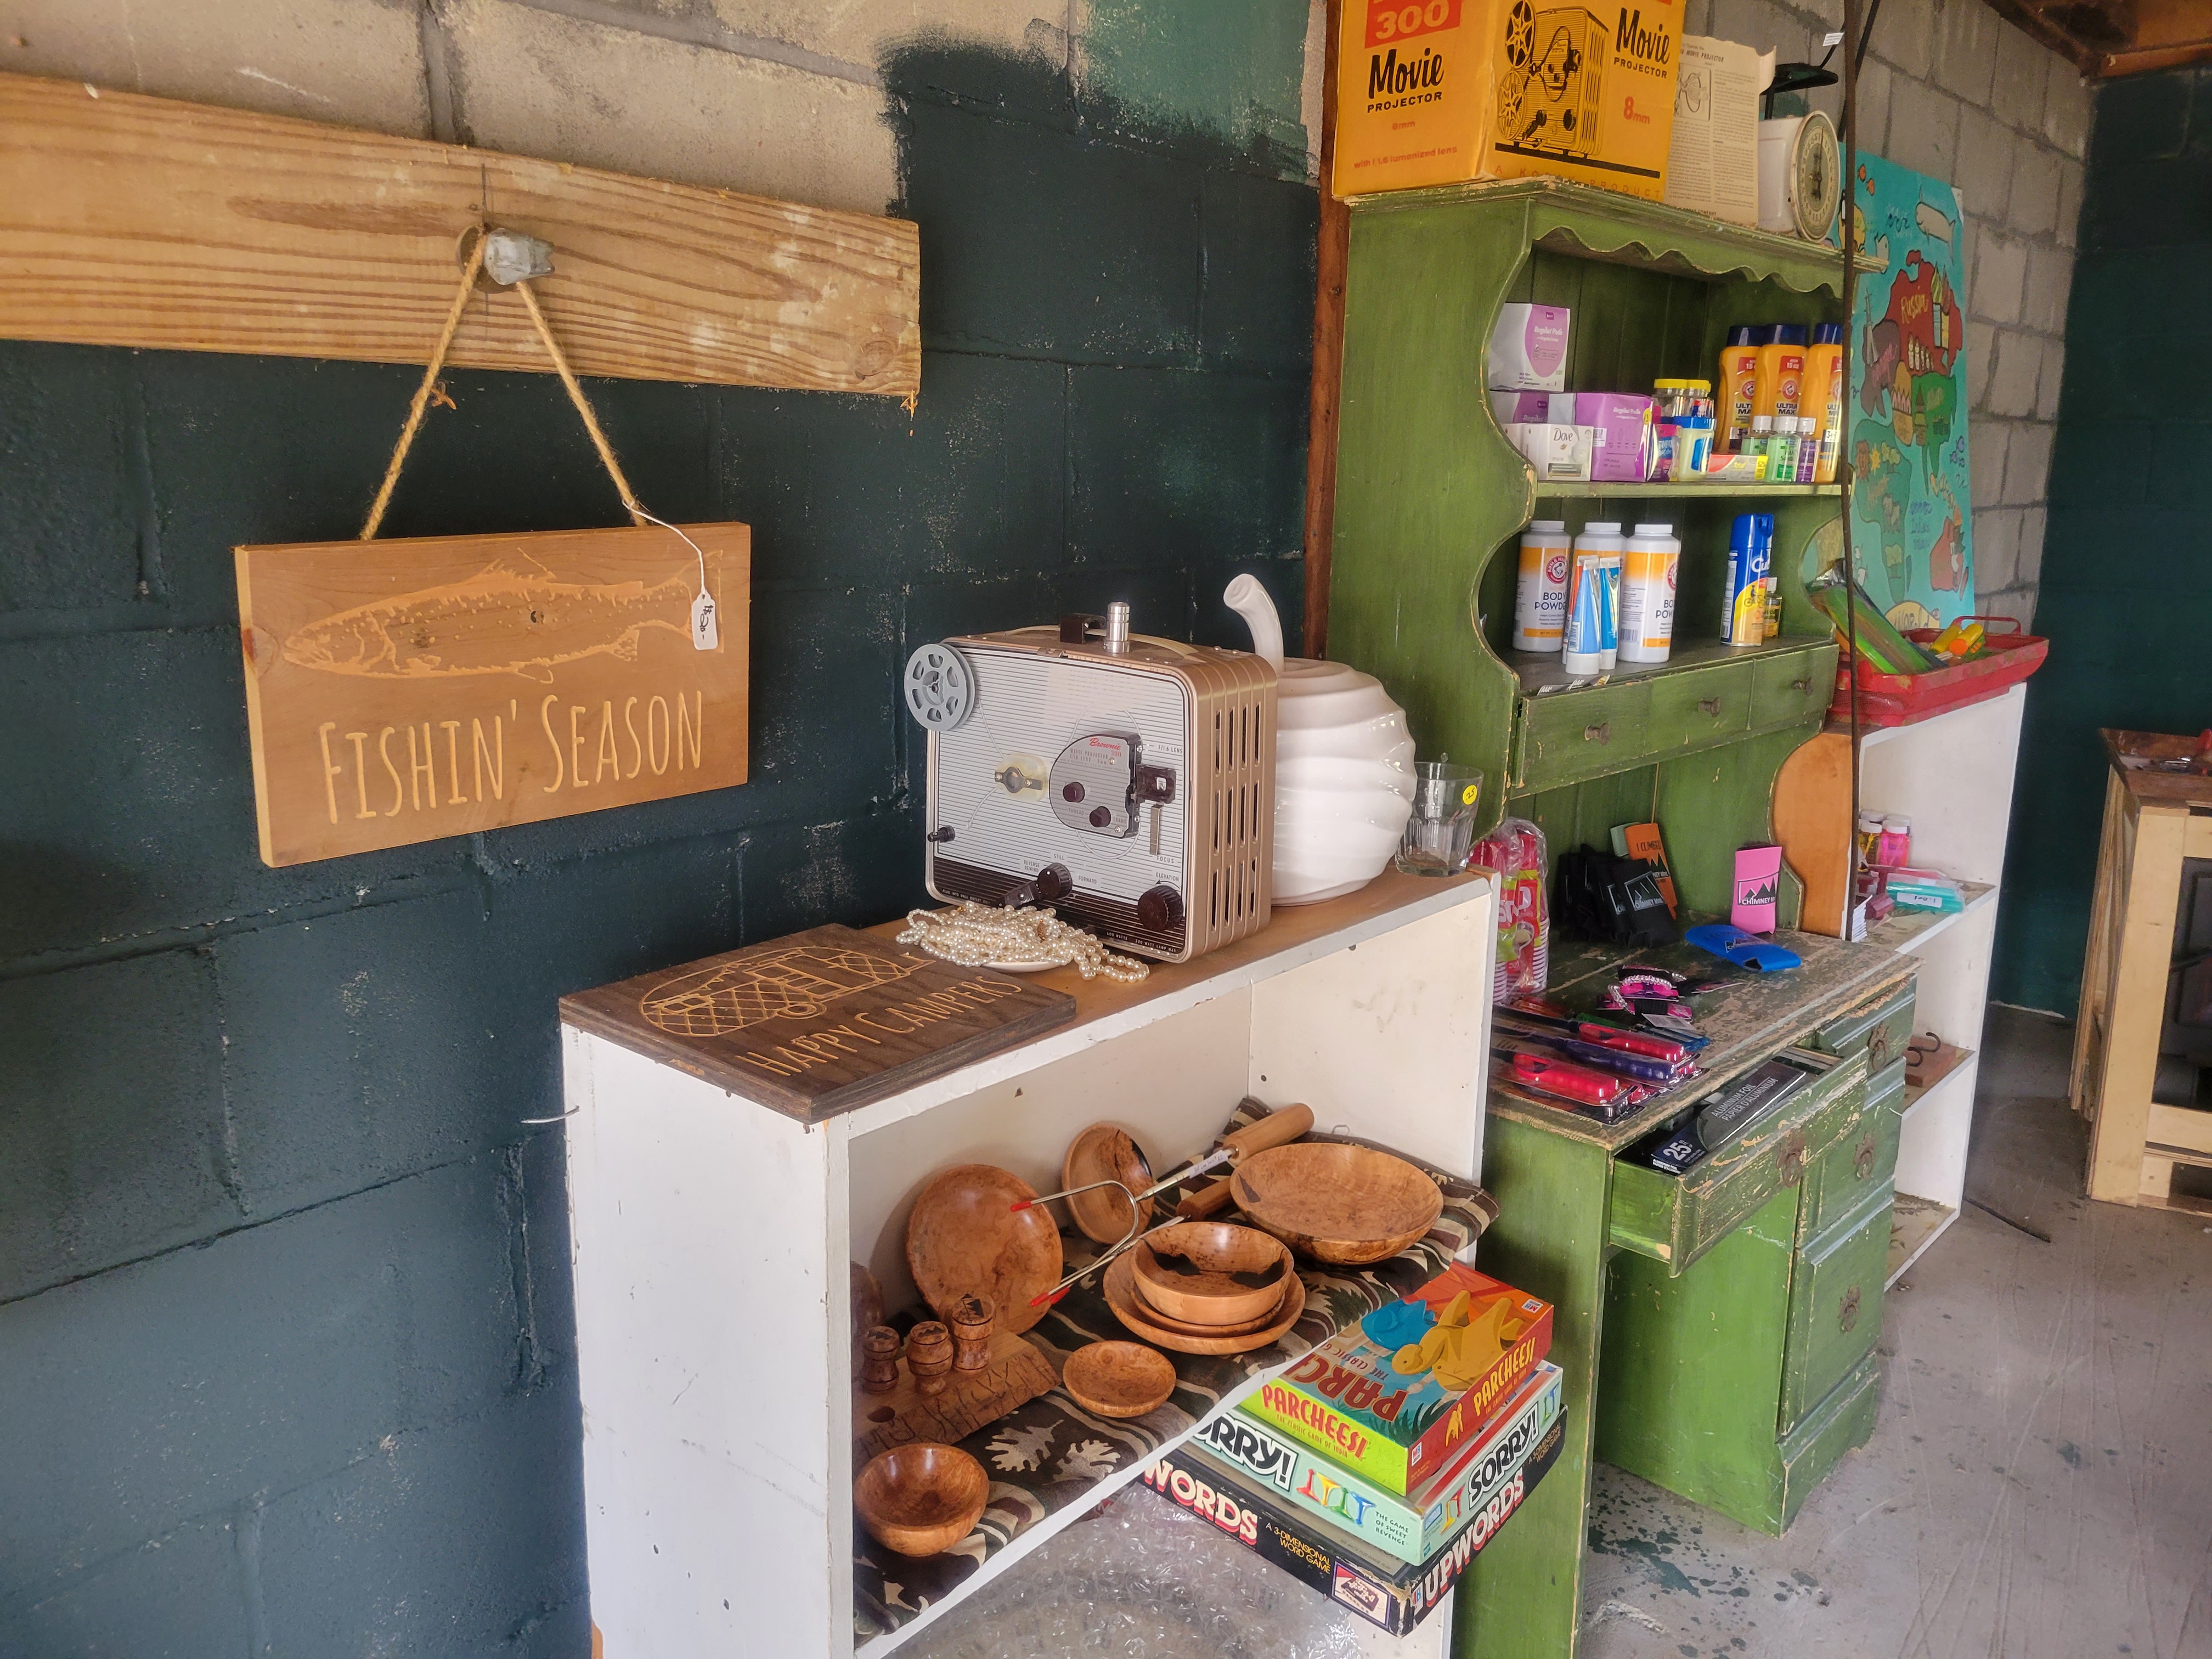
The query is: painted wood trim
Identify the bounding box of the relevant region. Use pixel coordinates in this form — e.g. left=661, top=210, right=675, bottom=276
left=1302, top=0, right=1347, bottom=660
left=0, top=72, right=920, bottom=396
left=2188, top=815, right=2212, bottom=861
left=1344, top=174, right=1877, bottom=296
left=2086, top=795, right=2192, bottom=1203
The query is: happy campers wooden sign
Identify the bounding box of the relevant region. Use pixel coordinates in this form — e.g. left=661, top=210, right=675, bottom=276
left=235, top=522, right=749, bottom=866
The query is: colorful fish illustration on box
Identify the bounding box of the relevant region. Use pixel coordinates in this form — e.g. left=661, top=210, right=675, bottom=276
left=283, top=559, right=698, bottom=684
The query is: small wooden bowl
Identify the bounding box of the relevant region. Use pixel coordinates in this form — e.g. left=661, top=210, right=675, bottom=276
left=1129, top=1222, right=1294, bottom=1325
left=853, top=1443, right=990, bottom=1558
left=1062, top=1124, right=1155, bottom=1244
left=1229, top=1143, right=1444, bottom=1265
left=1062, top=1341, right=1177, bottom=1419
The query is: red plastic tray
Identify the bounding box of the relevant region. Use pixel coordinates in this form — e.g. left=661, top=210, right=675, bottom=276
left=1824, top=613, right=2047, bottom=729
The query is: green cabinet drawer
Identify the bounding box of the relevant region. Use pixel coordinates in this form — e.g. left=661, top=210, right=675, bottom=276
left=1748, top=646, right=1835, bottom=729
left=1797, top=1058, right=1904, bottom=1244
left=1808, top=977, right=1917, bottom=1073
left=1779, top=1182, right=1892, bottom=1433
left=1646, top=664, right=1751, bottom=754
left=1519, top=681, right=1651, bottom=791
left=1610, top=1046, right=1869, bottom=1273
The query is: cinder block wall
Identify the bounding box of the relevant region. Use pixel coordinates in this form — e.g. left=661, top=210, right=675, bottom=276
left=1994, top=67, right=2204, bottom=1014
left=1683, top=0, right=2091, bottom=622
left=0, top=2, right=1321, bottom=1651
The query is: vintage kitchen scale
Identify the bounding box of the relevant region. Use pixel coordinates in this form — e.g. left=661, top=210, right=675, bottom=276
left=902, top=602, right=1277, bottom=963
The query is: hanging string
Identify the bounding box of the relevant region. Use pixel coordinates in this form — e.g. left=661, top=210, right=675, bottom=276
left=357, top=228, right=716, bottom=624
left=360, top=229, right=488, bottom=540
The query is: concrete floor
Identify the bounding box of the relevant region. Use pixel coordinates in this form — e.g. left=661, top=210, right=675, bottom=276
left=1580, top=1006, right=2212, bottom=1659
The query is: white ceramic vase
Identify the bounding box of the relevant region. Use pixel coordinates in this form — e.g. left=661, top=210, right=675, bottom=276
left=1224, top=576, right=1415, bottom=905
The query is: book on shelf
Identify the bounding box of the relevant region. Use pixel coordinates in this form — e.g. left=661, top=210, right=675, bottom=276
left=1202, top=1362, right=1564, bottom=1565
left=1132, top=1413, right=1566, bottom=1637
left=1243, top=1262, right=1553, bottom=1493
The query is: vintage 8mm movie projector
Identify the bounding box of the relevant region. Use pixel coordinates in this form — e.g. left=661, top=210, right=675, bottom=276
left=904, top=602, right=1277, bottom=963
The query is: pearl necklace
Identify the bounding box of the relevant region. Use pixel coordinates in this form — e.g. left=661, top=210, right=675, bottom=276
left=898, top=902, right=1152, bottom=983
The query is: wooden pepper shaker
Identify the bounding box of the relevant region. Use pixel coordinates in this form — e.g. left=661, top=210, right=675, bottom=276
left=950, top=1295, right=994, bottom=1373
left=860, top=1325, right=902, bottom=1395
left=906, top=1321, right=954, bottom=1397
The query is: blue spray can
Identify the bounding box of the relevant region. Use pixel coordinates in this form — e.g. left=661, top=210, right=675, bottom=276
left=1721, top=513, right=1763, bottom=645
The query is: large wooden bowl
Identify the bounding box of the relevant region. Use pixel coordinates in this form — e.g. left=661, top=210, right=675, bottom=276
left=1060, top=1124, right=1154, bottom=1244
left=1102, top=1250, right=1307, bottom=1355
left=1229, top=1143, right=1443, bottom=1265
left=853, top=1443, right=989, bottom=1558
left=906, top=1164, right=1063, bottom=1334
left=1061, top=1341, right=1177, bottom=1419
left=1128, top=1221, right=1295, bottom=1325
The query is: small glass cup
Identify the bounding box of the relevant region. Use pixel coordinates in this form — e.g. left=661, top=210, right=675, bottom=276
left=1395, top=761, right=1483, bottom=876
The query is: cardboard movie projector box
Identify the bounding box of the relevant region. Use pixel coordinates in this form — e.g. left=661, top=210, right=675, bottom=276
left=1246, top=1263, right=1554, bottom=1493
left=1336, top=0, right=1681, bottom=200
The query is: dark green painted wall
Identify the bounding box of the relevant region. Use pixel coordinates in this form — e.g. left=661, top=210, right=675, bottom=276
left=1994, top=68, right=2200, bottom=1014
left=0, top=45, right=1313, bottom=1653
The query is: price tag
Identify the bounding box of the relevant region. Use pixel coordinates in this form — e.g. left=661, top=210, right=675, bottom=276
left=691, top=590, right=719, bottom=651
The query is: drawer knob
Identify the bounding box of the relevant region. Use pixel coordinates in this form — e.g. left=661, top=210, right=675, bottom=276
left=1867, top=1027, right=1891, bottom=1065
left=1699, top=697, right=1722, bottom=715
left=1583, top=721, right=1611, bottom=744
left=1838, top=1284, right=1863, bottom=1334
left=1854, top=1133, right=1878, bottom=1180
left=1791, top=677, right=1813, bottom=693
left=1778, top=1130, right=1808, bottom=1187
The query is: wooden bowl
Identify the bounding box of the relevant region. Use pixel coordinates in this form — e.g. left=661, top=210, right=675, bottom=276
left=1102, top=1249, right=1307, bottom=1355
left=853, top=1443, right=990, bottom=1558
left=1061, top=1124, right=1154, bottom=1244
left=1128, top=1280, right=1294, bottom=1339
left=1129, top=1222, right=1295, bottom=1325
left=1229, top=1143, right=1444, bottom=1265
left=1061, top=1341, right=1177, bottom=1419
left=906, top=1164, right=1063, bottom=1335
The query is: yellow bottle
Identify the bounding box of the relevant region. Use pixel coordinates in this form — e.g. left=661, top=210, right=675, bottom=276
left=1807, top=323, right=1845, bottom=484
left=1754, top=323, right=1809, bottom=425
left=1717, top=325, right=1760, bottom=452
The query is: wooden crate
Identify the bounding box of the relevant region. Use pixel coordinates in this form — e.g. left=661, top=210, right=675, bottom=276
left=2073, top=729, right=2212, bottom=1210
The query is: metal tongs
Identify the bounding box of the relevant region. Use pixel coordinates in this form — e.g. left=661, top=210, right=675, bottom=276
left=1018, top=1104, right=1315, bottom=1307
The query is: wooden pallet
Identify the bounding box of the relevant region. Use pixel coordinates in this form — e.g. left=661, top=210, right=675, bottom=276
left=2073, top=730, right=2212, bottom=1207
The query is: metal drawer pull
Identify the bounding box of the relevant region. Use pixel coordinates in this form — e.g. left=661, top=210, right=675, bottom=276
left=1838, top=1285, right=1862, bottom=1333
left=1791, top=677, right=1813, bottom=692
left=1698, top=697, right=1722, bottom=715
left=1853, top=1133, right=1878, bottom=1180
left=1777, top=1130, right=1807, bottom=1187
left=1583, top=721, right=1611, bottom=744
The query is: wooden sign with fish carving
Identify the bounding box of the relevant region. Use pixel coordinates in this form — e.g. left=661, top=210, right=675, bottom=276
left=235, top=523, right=749, bottom=866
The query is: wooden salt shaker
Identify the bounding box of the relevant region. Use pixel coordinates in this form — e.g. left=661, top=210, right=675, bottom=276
left=906, top=1321, right=954, bottom=1397
left=950, top=1295, right=995, bottom=1372
left=860, top=1326, right=902, bottom=1395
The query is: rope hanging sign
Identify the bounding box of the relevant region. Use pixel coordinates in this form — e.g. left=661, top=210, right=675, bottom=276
left=233, top=226, right=752, bottom=868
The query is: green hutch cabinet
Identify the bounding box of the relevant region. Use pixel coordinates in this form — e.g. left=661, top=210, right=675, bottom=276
left=1323, top=177, right=1918, bottom=1659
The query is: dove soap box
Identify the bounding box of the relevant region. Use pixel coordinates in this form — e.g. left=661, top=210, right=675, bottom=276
left=1246, top=1263, right=1553, bottom=1493
left=1207, top=1362, right=1564, bottom=1564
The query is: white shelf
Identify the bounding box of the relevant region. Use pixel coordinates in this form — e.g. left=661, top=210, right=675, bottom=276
left=1901, top=1046, right=1977, bottom=1119
left=854, top=1373, right=1276, bottom=1659
left=1887, top=1194, right=1958, bottom=1287
left=1868, top=881, right=1998, bottom=954
left=558, top=876, right=1501, bottom=1659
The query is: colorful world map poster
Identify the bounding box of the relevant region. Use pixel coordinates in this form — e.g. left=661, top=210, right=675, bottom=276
left=1847, top=154, right=1974, bottom=628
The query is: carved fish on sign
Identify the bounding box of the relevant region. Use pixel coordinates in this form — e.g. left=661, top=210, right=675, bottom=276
left=281, top=558, right=696, bottom=684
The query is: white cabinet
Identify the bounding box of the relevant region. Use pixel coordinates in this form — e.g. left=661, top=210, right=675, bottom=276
left=559, top=872, right=1498, bottom=1658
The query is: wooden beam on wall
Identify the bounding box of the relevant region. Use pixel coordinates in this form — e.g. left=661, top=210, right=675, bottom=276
left=0, top=72, right=920, bottom=397
left=1303, top=0, right=1348, bottom=660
